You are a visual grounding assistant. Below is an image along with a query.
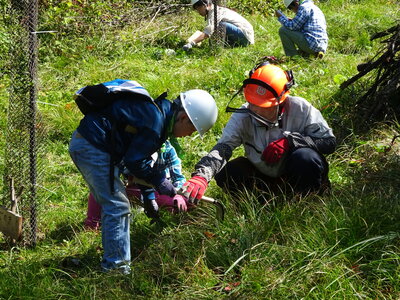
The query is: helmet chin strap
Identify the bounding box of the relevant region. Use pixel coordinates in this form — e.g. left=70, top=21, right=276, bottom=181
left=254, top=91, right=286, bottom=129
left=248, top=104, right=282, bottom=129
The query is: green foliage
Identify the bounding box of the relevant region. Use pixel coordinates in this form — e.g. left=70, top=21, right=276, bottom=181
left=326, top=0, right=397, bottom=54
left=227, top=0, right=281, bottom=15
left=37, top=0, right=285, bottom=36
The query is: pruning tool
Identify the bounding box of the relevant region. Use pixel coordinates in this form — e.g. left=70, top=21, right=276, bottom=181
left=131, top=176, right=225, bottom=221
left=177, top=189, right=225, bottom=222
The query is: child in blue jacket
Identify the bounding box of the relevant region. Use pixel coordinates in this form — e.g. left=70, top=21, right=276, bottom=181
left=84, top=140, right=188, bottom=230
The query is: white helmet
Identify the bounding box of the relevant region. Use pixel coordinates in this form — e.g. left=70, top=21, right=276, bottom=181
left=284, top=0, right=295, bottom=7
left=180, top=89, right=218, bottom=136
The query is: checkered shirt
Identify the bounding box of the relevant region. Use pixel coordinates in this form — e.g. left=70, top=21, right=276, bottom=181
left=155, top=140, right=186, bottom=188
left=278, top=0, right=328, bottom=53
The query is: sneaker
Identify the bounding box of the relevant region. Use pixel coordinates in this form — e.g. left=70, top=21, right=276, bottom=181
left=101, top=265, right=131, bottom=275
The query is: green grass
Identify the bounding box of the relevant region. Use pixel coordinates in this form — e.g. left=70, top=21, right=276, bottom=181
left=1, top=0, right=400, bottom=298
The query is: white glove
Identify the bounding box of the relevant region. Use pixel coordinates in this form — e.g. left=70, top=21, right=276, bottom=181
left=183, top=41, right=195, bottom=52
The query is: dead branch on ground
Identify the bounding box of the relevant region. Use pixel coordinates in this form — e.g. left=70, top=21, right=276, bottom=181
left=340, top=23, right=400, bottom=123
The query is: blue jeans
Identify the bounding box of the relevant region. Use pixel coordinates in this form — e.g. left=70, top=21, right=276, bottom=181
left=278, top=26, right=315, bottom=56
left=221, top=22, right=250, bottom=47
left=69, top=131, right=131, bottom=274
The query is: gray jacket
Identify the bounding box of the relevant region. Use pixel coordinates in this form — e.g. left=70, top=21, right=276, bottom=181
left=193, top=96, right=336, bottom=180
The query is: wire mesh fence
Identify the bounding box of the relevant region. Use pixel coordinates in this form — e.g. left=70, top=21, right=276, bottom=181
left=1, top=0, right=43, bottom=246
left=210, top=0, right=227, bottom=48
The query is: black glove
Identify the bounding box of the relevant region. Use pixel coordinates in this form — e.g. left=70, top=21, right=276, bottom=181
left=155, top=178, right=176, bottom=197
left=141, top=188, right=159, bottom=219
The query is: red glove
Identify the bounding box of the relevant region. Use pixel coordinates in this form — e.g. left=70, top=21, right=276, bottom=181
left=262, top=137, right=290, bottom=164
left=181, top=176, right=208, bottom=204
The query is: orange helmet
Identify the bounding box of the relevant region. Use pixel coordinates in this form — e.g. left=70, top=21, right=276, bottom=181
left=243, top=63, right=294, bottom=108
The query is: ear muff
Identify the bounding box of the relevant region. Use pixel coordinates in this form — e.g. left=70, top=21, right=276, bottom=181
left=285, top=69, right=295, bottom=90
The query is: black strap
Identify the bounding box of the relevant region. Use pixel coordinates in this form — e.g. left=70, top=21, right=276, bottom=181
left=278, top=105, right=284, bottom=128
left=242, top=78, right=280, bottom=99
left=225, top=79, right=281, bottom=113
left=248, top=61, right=271, bottom=77
left=154, top=91, right=168, bottom=102
left=109, top=123, right=118, bottom=194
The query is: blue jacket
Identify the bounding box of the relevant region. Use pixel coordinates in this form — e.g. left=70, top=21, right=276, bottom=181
left=76, top=80, right=176, bottom=186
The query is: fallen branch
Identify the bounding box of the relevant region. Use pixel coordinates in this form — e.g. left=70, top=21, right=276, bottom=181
left=339, top=21, right=400, bottom=124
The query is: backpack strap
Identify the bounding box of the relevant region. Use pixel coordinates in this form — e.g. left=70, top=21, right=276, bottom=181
left=109, top=123, right=118, bottom=194
left=154, top=91, right=168, bottom=102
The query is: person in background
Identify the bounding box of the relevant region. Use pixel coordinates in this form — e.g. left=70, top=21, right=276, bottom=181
left=69, top=79, right=218, bottom=275
left=275, top=0, right=328, bottom=58
left=84, top=140, right=188, bottom=230
left=183, top=0, right=254, bottom=51
left=181, top=62, right=336, bottom=205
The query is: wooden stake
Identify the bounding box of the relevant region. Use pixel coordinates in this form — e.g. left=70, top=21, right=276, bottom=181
left=0, top=178, right=23, bottom=241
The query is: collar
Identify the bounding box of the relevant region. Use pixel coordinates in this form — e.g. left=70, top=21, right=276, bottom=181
left=167, top=109, right=185, bottom=159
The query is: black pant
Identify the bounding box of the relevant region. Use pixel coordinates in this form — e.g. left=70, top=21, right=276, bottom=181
left=214, top=148, right=329, bottom=196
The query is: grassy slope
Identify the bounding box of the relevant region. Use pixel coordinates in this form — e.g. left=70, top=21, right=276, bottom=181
left=1, top=0, right=400, bottom=298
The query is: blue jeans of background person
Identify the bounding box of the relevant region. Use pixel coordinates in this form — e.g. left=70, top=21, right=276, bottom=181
left=278, top=26, right=315, bottom=56
left=69, top=131, right=131, bottom=274
left=215, top=148, right=329, bottom=196
left=221, top=22, right=250, bottom=47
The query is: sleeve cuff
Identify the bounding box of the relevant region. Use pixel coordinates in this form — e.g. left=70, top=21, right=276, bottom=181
left=140, top=187, right=156, bottom=201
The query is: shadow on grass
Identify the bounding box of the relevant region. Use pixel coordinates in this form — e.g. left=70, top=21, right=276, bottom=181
left=46, top=220, right=83, bottom=243
left=323, top=78, right=400, bottom=239
left=333, top=148, right=400, bottom=236
left=130, top=213, right=173, bottom=260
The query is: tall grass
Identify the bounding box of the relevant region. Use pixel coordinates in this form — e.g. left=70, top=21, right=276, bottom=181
left=0, top=0, right=400, bottom=298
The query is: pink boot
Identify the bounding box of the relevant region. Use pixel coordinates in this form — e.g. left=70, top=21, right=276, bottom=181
left=84, top=193, right=102, bottom=230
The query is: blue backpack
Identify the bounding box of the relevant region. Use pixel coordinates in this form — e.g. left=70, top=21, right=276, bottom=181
left=74, top=79, right=165, bottom=114
left=74, top=79, right=168, bottom=193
